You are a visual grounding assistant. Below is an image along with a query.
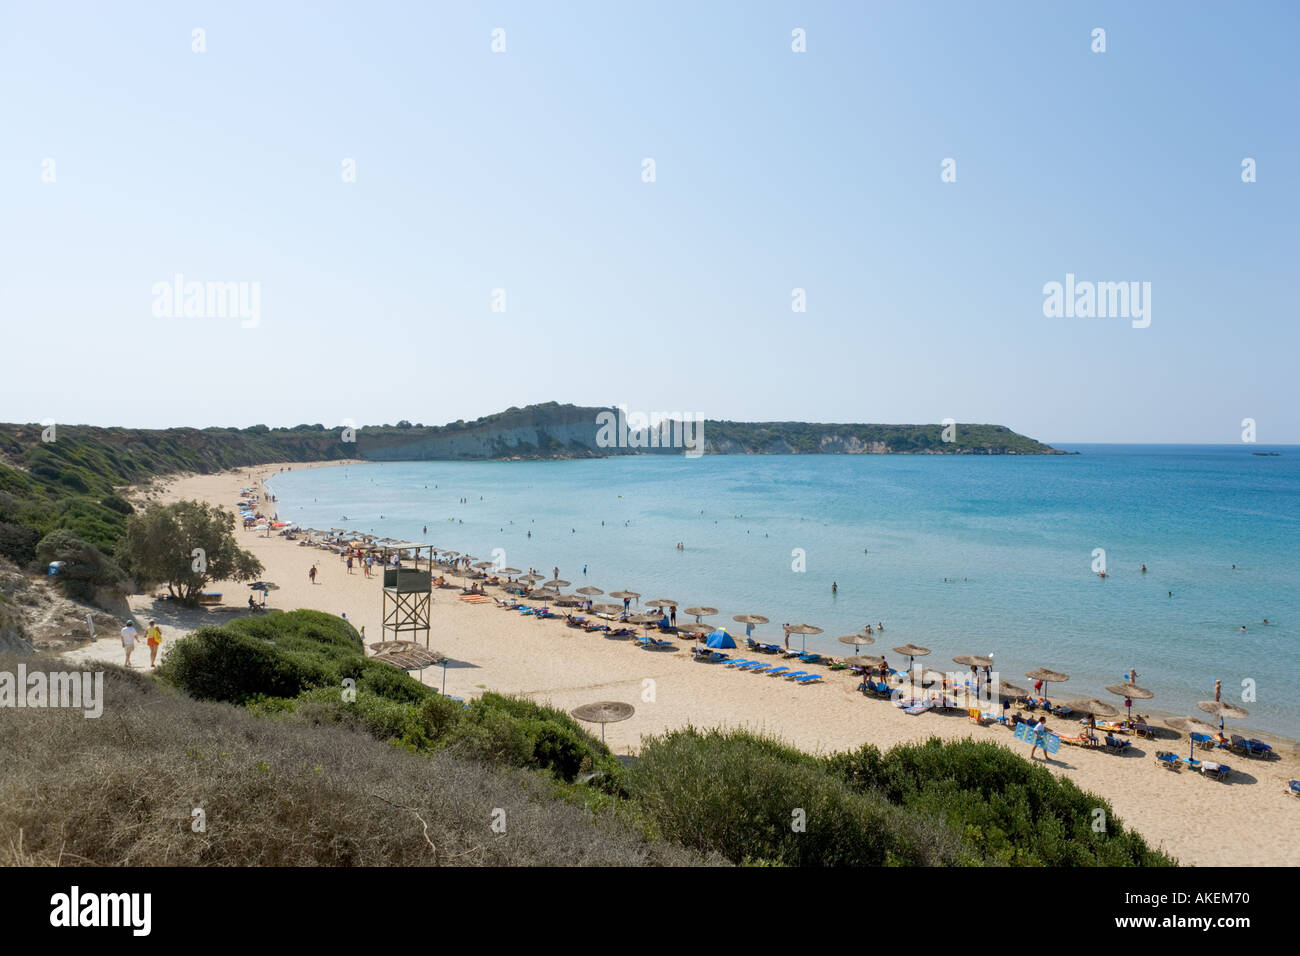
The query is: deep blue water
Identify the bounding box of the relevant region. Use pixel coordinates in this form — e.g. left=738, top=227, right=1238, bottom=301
left=267, top=445, right=1299, bottom=738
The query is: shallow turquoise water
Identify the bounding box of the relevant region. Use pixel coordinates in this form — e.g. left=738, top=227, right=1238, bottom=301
left=267, top=445, right=1299, bottom=738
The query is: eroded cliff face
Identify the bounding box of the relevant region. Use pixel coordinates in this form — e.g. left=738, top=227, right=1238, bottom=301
left=349, top=403, right=1062, bottom=460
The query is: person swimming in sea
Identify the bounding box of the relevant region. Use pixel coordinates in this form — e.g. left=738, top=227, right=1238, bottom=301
left=1140, top=564, right=1147, bottom=572
left=831, top=581, right=837, bottom=594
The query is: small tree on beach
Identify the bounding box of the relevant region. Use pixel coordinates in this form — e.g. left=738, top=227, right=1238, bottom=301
left=119, top=500, right=263, bottom=603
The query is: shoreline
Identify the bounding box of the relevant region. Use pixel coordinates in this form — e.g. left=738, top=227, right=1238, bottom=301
left=107, top=461, right=1300, bottom=867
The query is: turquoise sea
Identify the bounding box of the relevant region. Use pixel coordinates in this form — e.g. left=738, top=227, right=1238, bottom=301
left=267, top=446, right=1300, bottom=739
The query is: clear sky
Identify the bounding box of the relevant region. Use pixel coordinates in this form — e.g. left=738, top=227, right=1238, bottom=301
left=2, top=1, right=1296, bottom=443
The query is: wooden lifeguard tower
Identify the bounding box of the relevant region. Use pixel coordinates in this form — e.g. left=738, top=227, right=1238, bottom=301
left=381, top=543, right=437, bottom=648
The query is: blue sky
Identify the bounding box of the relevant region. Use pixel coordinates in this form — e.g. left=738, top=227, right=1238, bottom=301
left=2, top=1, right=1296, bottom=443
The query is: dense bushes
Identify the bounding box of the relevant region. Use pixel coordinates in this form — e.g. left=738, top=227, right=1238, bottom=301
left=628, top=727, right=973, bottom=866
left=826, top=738, right=1171, bottom=866
left=34, top=529, right=127, bottom=600
left=159, top=609, right=430, bottom=706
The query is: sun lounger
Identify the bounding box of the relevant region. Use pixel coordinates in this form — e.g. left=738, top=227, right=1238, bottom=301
left=1154, top=751, right=1182, bottom=771
left=748, top=663, right=777, bottom=674
left=1245, top=739, right=1276, bottom=759
left=1229, top=735, right=1250, bottom=755
left=782, top=671, right=810, bottom=681
left=1190, top=732, right=1214, bottom=750
left=1198, top=761, right=1231, bottom=781
left=1103, top=735, right=1132, bottom=754
left=765, top=667, right=792, bottom=678
left=1133, top=721, right=1155, bottom=739
left=1288, top=780, right=1300, bottom=797
left=793, top=673, right=823, bottom=685
left=904, top=701, right=933, bottom=715
left=735, top=661, right=765, bottom=671
left=725, top=658, right=754, bottom=668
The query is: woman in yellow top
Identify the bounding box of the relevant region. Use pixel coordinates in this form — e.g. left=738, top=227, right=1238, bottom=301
left=145, top=620, right=163, bottom=667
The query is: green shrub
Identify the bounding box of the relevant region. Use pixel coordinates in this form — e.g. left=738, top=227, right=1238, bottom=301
left=628, top=727, right=973, bottom=866
left=34, top=529, right=127, bottom=600
left=0, top=522, right=40, bottom=565
left=825, top=737, right=1173, bottom=866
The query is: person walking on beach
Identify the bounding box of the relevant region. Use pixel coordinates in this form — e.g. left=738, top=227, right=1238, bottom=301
left=309, top=564, right=318, bottom=585
left=669, top=606, right=676, bottom=627
left=783, top=623, right=791, bottom=651
left=120, top=620, right=138, bottom=667
left=1030, top=715, right=1048, bottom=760
left=145, top=619, right=163, bottom=667
left=346, top=555, right=354, bottom=574
left=553, top=566, right=559, bottom=582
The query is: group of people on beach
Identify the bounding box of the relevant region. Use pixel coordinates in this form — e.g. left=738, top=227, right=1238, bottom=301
left=120, top=618, right=164, bottom=667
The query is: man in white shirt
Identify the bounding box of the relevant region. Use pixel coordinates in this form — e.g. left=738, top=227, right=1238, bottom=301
left=121, top=621, right=138, bottom=667
left=1030, top=716, right=1048, bottom=760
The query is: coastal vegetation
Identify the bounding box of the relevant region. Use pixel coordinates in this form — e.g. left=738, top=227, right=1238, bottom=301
left=118, top=501, right=263, bottom=604
left=128, top=610, right=1174, bottom=866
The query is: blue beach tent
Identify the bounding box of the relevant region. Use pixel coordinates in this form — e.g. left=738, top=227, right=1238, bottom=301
left=706, top=628, right=737, bottom=649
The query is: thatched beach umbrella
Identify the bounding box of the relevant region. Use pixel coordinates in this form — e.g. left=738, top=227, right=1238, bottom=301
left=1026, top=668, right=1070, bottom=698
left=590, top=602, right=622, bottom=615
left=473, top=560, right=494, bottom=570
left=1066, top=698, right=1120, bottom=717
left=520, top=573, right=544, bottom=583
left=683, top=605, right=718, bottom=623
left=545, top=579, right=571, bottom=589
left=1198, top=700, right=1249, bottom=734
left=646, top=598, right=677, bottom=609
left=576, top=586, right=604, bottom=597
left=993, top=680, right=1030, bottom=699
left=369, top=641, right=446, bottom=683
left=1106, top=682, right=1153, bottom=721
left=609, top=590, right=640, bottom=607
left=498, top=567, right=522, bottom=576
left=733, top=613, right=769, bottom=639
left=1168, top=716, right=1219, bottom=761
left=786, top=623, right=823, bottom=654
left=675, top=622, right=713, bottom=638
left=839, top=633, right=876, bottom=652
left=953, top=654, right=993, bottom=669
left=571, top=701, right=635, bottom=743
left=893, top=643, right=931, bottom=671
left=845, top=654, right=886, bottom=668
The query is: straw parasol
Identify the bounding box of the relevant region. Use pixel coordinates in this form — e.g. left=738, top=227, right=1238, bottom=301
left=646, top=598, right=678, bottom=609
left=473, top=560, right=494, bottom=569
left=992, top=679, right=1029, bottom=698
left=609, top=590, right=640, bottom=604
left=1198, top=700, right=1249, bottom=733
left=1025, top=668, right=1070, bottom=698
left=1066, top=698, right=1120, bottom=717
left=576, top=586, right=604, bottom=597
left=498, top=567, right=522, bottom=576
left=675, top=622, right=714, bottom=639
left=785, top=623, right=823, bottom=654
left=369, top=641, right=445, bottom=681
left=839, top=633, right=876, bottom=651
left=590, top=603, right=623, bottom=615
left=733, top=613, right=769, bottom=638
left=953, top=654, right=993, bottom=668
left=893, top=643, right=931, bottom=671
left=519, top=573, right=544, bottom=583
left=683, top=605, right=718, bottom=623
left=1168, top=716, right=1219, bottom=760
left=545, top=579, right=571, bottom=589
left=571, top=701, right=635, bottom=743
left=1105, top=682, right=1153, bottom=720
left=844, top=654, right=886, bottom=668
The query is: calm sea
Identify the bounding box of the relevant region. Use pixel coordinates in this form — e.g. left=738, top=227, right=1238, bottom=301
left=266, top=445, right=1300, bottom=739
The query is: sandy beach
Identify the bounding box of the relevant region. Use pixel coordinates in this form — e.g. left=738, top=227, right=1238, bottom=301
left=83, top=462, right=1300, bottom=868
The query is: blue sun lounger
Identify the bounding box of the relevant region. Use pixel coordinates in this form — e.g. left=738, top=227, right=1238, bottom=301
left=749, top=663, right=779, bottom=674
left=793, top=673, right=823, bottom=685
left=782, top=671, right=810, bottom=681
left=1288, top=780, right=1300, bottom=796
left=725, top=658, right=754, bottom=668
left=1155, top=751, right=1183, bottom=771
left=765, top=666, right=792, bottom=678
left=735, top=661, right=765, bottom=671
